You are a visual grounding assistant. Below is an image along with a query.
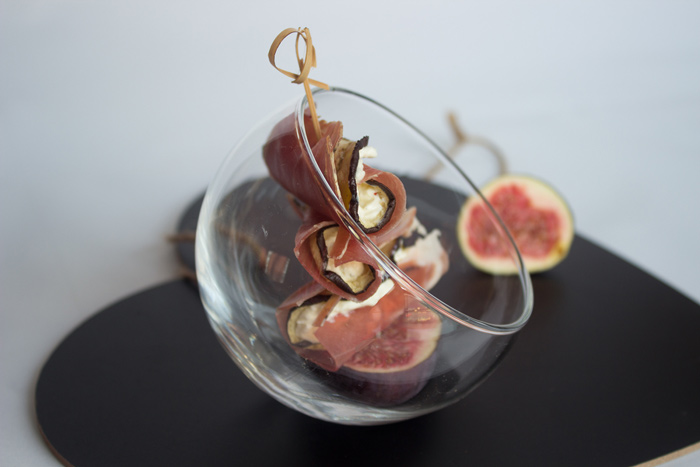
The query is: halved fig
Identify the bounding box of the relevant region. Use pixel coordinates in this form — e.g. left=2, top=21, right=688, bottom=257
left=318, top=306, right=442, bottom=406
left=344, top=306, right=441, bottom=373
left=458, top=174, right=574, bottom=274
left=330, top=354, right=438, bottom=407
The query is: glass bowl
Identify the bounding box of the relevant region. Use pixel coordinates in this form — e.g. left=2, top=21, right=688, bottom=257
left=195, top=87, right=533, bottom=425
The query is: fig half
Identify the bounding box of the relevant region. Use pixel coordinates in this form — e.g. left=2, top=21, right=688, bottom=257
left=322, top=306, right=442, bottom=406
left=344, top=306, right=441, bottom=373
left=458, top=174, right=574, bottom=274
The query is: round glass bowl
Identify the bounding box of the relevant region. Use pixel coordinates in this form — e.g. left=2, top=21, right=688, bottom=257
left=196, top=88, right=533, bottom=425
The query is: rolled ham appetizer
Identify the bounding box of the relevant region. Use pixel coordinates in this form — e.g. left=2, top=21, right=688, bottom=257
left=277, top=219, right=449, bottom=372
left=264, top=112, right=418, bottom=301
left=265, top=112, right=450, bottom=375
left=294, top=216, right=382, bottom=302
left=263, top=113, right=411, bottom=251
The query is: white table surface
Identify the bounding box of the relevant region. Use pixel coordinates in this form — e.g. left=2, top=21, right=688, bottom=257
left=2, top=1, right=699, bottom=465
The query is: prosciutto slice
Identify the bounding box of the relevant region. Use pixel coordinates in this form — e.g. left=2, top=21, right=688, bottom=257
left=312, top=285, right=407, bottom=370
left=263, top=113, right=343, bottom=221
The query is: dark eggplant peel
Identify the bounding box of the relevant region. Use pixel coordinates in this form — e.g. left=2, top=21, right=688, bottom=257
left=286, top=294, right=332, bottom=349
left=309, top=225, right=377, bottom=296
left=334, top=136, right=397, bottom=234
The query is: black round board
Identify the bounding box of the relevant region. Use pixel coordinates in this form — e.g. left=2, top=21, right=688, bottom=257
left=36, top=182, right=700, bottom=466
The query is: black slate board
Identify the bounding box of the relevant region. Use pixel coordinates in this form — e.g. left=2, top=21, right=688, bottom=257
left=36, top=188, right=700, bottom=466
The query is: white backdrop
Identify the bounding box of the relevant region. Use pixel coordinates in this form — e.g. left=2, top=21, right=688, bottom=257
left=2, top=1, right=699, bottom=465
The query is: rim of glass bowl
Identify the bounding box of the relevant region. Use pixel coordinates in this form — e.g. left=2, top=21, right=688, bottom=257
left=295, top=87, right=534, bottom=335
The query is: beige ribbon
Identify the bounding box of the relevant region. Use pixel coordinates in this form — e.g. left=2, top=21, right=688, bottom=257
left=269, top=27, right=329, bottom=139
left=425, top=112, right=508, bottom=181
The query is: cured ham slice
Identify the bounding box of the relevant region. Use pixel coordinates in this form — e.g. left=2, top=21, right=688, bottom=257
left=312, top=285, right=406, bottom=370
left=263, top=113, right=343, bottom=222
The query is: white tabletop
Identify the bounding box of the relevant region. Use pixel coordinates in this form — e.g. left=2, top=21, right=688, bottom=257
left=2, top=1, right=699, bottom=465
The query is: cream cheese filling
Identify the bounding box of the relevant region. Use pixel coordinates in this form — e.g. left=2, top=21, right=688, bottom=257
left=288, top=302, right=326, bottom=344
left=326, top=279, right=394, bottom=323
left=393, top=229, right=444, bottom=266
left=357, top=183, right=390, bottom=229
left=355, top=145, right=377, bottom=183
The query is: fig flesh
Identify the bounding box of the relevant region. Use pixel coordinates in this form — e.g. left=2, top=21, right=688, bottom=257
left=458, top=174, right=574, bottom=274
left=322, top=306, right=442, bottom=406
left=328, top=354, right=437, bottom=407
left=344, top=304, right=441, bottom=373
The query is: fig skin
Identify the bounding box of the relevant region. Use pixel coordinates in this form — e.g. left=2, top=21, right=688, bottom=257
left=458, top=174, right=574, bottom=275
left=312, top=352, right=438, bottom=407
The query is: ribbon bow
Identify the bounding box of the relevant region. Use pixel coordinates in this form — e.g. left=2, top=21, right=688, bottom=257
left=268, top=27, right=329, bottom=138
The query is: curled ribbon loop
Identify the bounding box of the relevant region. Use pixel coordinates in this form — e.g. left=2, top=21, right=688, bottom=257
left=268, top=27, right=329, bottom=89
left=269, top=27, right=329, bottom=138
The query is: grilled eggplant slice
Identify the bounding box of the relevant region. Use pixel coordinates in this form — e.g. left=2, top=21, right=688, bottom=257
left=311, top=226, right=376, bottom=295
left=286, top=294, right=330, bottom=349
left=335, top=137, right=397, bottom=233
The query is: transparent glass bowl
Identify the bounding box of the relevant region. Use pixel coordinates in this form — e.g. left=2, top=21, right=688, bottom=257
left=196, top=88, right=533, bottom=425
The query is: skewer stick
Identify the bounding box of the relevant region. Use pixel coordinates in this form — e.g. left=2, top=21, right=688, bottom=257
left=269, top=27, right=329, bottom=139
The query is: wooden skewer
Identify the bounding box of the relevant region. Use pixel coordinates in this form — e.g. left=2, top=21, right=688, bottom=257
left=268, top=27, right=329, bottom=140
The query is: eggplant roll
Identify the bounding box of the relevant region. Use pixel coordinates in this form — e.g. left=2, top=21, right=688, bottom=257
left=294, top=215, right=383, bottom=302
left=262, top=112, right=409, bottom=246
